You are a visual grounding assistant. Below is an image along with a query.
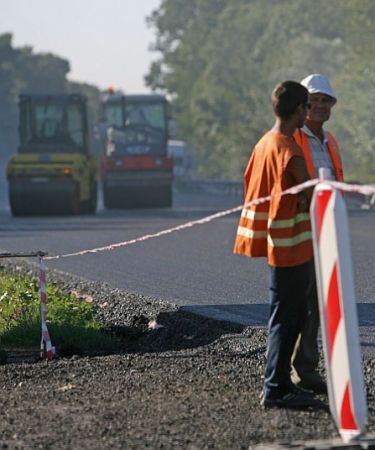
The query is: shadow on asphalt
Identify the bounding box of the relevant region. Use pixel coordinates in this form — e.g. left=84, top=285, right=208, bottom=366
left=181, top=303, right=375, bottom=357
left=109, top=308, right=246, bottom=354
left=96, top=302, right=375, bottom=357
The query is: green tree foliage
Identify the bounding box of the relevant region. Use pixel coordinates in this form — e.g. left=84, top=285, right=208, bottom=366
left=0, top=33, right=100, bottom=157
left=147, top=0, right=375, bottom=181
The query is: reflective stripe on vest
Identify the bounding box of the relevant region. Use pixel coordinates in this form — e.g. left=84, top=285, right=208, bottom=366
left=268, top=212, right=310, bottom=229
left=241, top=209, right=268, bottom=220
left=294, top=129, right=344, bottom=181
left=268, top=231, right=312, bottom=248
left=268, top=212, right=311, bottom=248
left=237, top=208, right=311, bottom=247
left=237, top=227, right=268, bottom=239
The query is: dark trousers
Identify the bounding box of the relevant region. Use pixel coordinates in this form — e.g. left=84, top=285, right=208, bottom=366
left=263, top=261, right=310, bottom=398
left=291, top=261, right=319, bottom=380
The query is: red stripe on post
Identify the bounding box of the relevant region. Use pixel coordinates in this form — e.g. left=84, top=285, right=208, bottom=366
left=326, top=264, right=342, bottom=360
left=315, top=189, right=332, bottom=239
left=341, top=383, right=358, bottom=430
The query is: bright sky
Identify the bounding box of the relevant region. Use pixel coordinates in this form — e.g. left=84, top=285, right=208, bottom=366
left=0, top=0, right=162, bottom=93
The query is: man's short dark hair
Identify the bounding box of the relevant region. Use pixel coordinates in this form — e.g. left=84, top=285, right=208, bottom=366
left=272, top=81, right=308, bottom=119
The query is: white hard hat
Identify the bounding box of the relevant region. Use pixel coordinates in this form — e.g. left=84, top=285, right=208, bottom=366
left=300, top=74, right=336, bottom=100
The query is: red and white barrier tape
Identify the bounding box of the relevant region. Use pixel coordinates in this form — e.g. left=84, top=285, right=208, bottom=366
left=44, top=179, right=375, bottom=261
left=44, top=179, right=320, bottom=261
left=326, top=180, right=375, bottom=196
left=39, top=257, right=55, bottom=359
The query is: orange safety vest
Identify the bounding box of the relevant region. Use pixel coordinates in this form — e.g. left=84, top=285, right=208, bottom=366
left=293, top=128, right=344, bottom=181
left=233, top=130, right=313, bottom=267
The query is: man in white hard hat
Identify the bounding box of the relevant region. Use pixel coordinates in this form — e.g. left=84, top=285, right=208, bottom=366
left=292, top=74, right=344, bottom=394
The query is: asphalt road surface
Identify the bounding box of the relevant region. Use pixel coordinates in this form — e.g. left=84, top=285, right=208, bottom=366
left=0, top=187, right=374, bottom=355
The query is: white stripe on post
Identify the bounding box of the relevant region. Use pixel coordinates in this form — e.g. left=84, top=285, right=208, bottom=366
left=39, top=257, right=56, bottom=360
left=310, top=182, right=367, bottom=442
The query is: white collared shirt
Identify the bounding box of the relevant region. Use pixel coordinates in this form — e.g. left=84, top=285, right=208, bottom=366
left=303, top=125, right=335, bottom=179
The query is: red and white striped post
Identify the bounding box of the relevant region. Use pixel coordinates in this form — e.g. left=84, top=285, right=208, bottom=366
left=310, top=169, right=367, bottom=442
left=39, top=257, right=55, bottom=360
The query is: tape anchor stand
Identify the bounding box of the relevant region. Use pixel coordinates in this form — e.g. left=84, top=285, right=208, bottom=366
left=1, top=176, right=375, bottom=443
left=0, top=251, right=55, bottom=360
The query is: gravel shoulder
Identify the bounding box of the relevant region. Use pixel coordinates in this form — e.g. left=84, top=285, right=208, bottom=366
left=0, top=260, right=374, bottom=450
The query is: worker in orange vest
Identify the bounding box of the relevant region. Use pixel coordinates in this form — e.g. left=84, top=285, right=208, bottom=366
left=234, top=81, right=322, bottom=408
left=291, top=74, right=343, bottom=395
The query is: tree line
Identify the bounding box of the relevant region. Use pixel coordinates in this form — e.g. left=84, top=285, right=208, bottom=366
left=146, top=0, right=375, bottom=182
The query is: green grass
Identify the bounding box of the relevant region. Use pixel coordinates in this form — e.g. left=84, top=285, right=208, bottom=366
left=0, top=270, right=119, bottom=355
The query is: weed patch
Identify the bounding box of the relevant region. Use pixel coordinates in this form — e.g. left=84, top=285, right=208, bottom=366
left=0, top=271, right=119, bottom=355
